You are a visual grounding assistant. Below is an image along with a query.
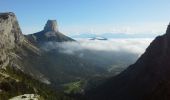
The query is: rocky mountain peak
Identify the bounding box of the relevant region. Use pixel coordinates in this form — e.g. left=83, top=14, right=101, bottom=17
left=0, top=12, right=24, bottom=49
left=27, top=20, right=75, bottom=43
left=0, top=12, right=24, bottom=68
left=44, top=20, right=58, bottom=32
left=0, top=12, right=39, bottom=69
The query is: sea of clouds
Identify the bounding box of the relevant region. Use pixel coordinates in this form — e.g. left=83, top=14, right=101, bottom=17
left=41, top=38, right=154, bottom=73
left=42, top=38, right=153, bottom=56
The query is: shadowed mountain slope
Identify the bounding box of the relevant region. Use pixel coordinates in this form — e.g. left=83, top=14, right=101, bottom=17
left=86, top=23, right=170, bottom=100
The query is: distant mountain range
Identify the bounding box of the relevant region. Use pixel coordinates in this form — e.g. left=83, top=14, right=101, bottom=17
left=89, top=37, right=108, bottom=40
left=70, top=32, right=159, bottom=39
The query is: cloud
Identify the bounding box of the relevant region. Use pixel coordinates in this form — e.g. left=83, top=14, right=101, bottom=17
left=42, top=38, right=153, bottom=56
left=41, top=38, right=154, bottom=73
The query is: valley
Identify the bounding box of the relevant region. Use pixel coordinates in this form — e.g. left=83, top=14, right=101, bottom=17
left=0, top=1, right=169, bottom=99
left=0, top=12, right=146, bottom=99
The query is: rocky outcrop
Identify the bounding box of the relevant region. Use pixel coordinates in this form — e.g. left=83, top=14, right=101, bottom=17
left=0, top=12, right=40, bottom=71
left=27, top=20, right=75, bottom=43
left=0, top=12, right=24, bottom=68
left=44, top=20, right=58, bottom=32
left=87, top=23, right=170, bottom=100
left=0, top=12, right=49, bottom=84
left=0, top=12, right=24, bottom=50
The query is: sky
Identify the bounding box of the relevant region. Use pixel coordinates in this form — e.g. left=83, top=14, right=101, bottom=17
left=1, top=0, right=170, bottom=35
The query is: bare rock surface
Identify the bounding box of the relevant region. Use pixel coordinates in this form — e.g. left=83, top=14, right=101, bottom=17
left=0, top=12, right=24, bottom=68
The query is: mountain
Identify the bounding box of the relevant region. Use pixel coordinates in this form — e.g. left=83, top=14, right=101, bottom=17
left=0, top=12, right=73, bottom=100
left=89, top=37, right=108, bottom=40
left=70, top=33, right=97, bottom=38
left=27, top=29, right=107, bottom=93
left=27, top=20, right=74, bottom=44
left=22, top=16, right=108, bottom=94
left=86, top=23, right=170, bottom=100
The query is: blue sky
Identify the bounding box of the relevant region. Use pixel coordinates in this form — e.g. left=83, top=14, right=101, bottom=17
left=1, top=0, right=170, bottom=35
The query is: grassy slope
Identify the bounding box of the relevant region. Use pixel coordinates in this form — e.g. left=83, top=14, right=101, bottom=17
left=0, top=66, right=74, bottom=100
left=63, top=80, right=85, bottom=94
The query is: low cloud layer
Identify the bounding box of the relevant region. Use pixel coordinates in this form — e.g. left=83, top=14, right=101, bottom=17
left=42, top=38, right=153, bottom=74
left=43, top=38, right=153, bottom=56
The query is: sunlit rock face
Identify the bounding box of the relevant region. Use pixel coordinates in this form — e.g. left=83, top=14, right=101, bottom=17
left=0, top=12, right=49, bottom=84
left=0, top=12, right=24, bottom=68
left=0, top=12, right=24, bottom=49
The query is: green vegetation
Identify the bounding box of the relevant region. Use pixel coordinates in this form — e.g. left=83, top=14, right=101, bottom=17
left=0, top=66, right=74, bottom=100
left=63, top=80, right=85, bottom=94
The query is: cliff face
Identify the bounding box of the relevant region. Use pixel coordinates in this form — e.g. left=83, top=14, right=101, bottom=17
left=0, top=12, right=24, bottom=47
left=44, top=20, right=58, bottom=32
left=0, top=12, right=40, bottom=69
left=87, top=23, right=170, bottom=100
left=0, top=12, right=73, bottom=100
left=0, top=12, right=24, bottom=69
left=0, top=12, right=43, bottom=79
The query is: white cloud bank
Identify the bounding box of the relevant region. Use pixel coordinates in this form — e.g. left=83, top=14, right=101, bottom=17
left=42, top=38, right=154, bottom=72
left=43, top=38, right=154, bottom=56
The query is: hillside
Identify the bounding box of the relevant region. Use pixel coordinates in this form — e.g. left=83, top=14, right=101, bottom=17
left=86, top=23, right=170, bottom=100
left=0, top=12, right=73, bottom=100
left=0, top=12, right=107, bottom=99
left=24, top=18, right=108, bottom=93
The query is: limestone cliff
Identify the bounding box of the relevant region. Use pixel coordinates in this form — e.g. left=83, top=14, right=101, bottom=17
left=0, top=12, right=41, bottom=77
left=0, top=12, right=24, bottom=69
